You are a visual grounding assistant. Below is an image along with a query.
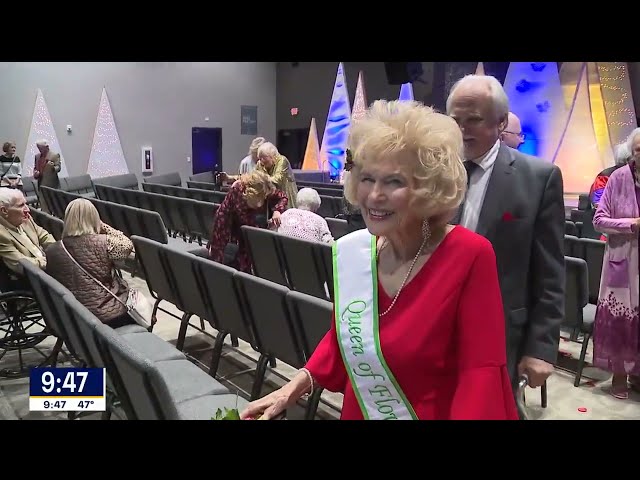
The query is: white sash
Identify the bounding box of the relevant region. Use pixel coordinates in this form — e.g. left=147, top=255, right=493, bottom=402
left=333, top=229, right=418, bottom=420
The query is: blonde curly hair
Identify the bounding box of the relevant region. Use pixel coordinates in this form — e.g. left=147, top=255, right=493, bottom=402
left=240, top=170, right=275, bottom=205
left=344, top=99, right=467, bottom=226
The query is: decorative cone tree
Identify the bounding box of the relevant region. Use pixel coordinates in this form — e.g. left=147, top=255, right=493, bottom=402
left=319, top=62, right=351, bottom=179
left=351, top=71, right=368, bottom=121
left=398, top=83, right=414, bottom=101
left=301, top=118, right=321, bottom=171
left=23, top=88, right=68, bottom=177
left=87, top=87, right=129, bottom=177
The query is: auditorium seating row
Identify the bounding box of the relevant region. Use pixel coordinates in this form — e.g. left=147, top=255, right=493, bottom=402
left=142, top=182, right=227, bottom=204
left=20, top=258, right=244, bottom=420
left=564, top=255, right=596, bottom=387
left=92, top=173, right=139, bottom=190
left=242, top=226, right=334, bottom=301
left=41, top=186, right=212, bottom=254
left=564, top=235, right=604, bottom=305
left=30, top=208, right=63, bottom=241
left=21, top=176, right=39, bottom=207
left=566, top=214, right=601, bottom=240
left=562, top=220, right=604, bottom=386
left=131, top=235, right=333, bottom=418
left=93, top=184, right=217, bottom=244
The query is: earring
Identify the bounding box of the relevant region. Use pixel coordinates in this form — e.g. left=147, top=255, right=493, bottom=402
left=421, top=218, right=431, bottom=241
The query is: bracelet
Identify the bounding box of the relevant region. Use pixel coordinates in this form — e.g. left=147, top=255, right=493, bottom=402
left=300, top=368, right=314, bottom=399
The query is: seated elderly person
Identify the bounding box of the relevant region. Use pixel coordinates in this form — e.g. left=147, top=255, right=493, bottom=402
left=0, top=188, right=54, bottom=288
left=277, top=188, right=334, bottom=244
left=45, top=198, right=136, bottom=328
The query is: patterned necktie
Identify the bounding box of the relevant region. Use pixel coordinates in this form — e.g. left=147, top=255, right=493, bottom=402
left=451, top=161, right=480, bottom=225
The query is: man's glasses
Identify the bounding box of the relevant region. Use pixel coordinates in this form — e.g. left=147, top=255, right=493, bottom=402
left=504, top=131, right=526, bottom=140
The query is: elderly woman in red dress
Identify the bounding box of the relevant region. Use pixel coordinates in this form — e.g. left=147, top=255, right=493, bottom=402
left=208, top=170, right=287, bottom=273
left=240, top=100, right=518, bottom=420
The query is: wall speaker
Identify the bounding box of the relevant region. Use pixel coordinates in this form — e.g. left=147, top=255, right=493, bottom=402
left=141, top=146, right=153, bottom=173
left=384, top=62, right=424, bottom=85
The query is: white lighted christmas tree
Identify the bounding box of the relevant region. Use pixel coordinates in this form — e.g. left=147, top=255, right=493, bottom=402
left=23, top=89, right=68, bottom=177
left=351, top=71, right=368, bottom=121
left=87, top=87, right=129, bottom=177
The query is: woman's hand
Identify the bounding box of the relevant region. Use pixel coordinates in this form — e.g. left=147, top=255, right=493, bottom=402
left=240, top=370, right=312, bottom=419
left=270, top=211, right=282, bottom=228
left=240, top=388, right=289, bottom=420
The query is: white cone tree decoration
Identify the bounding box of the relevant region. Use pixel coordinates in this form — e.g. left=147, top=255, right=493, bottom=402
left=87, top=87, right=129, bottom=177
left=23, top=88, right=68, bottom=177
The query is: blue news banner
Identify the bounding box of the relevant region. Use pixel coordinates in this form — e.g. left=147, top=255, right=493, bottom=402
left=29, top=368, right=106, bottom=412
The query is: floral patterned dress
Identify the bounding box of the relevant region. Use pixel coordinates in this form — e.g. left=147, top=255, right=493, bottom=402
left=208, top=181, right=288, bottom=273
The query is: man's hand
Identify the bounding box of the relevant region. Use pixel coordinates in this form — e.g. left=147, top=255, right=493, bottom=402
left=518, top=356, right=554, bottom=388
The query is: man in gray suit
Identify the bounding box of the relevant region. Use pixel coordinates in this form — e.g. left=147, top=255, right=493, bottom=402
left=447, top=75, right=565, bottom=392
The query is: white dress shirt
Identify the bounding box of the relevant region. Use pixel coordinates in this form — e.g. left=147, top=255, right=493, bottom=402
left=238, top=155, right=257, bottom=174
left=460, top=140, right=501, bottom=233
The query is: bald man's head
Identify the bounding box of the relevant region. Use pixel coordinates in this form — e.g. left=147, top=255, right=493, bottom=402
left=501, top=112, right=524, bottom=149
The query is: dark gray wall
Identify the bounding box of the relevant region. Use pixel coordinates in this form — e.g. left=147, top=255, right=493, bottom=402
left=276, top=62, right=434, bottom=137
left=0, top=62, right=276, bottom=179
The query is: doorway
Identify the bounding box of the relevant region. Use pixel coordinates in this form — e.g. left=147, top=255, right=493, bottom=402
left=192, top=127, right=222, bottom=174
left=277, top=128, right=309, bottom=169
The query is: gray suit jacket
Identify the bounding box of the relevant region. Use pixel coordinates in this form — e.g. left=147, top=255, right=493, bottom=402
left=473, top=144, right=565, bottom=380
left=34, top=152, right=61, bottom=189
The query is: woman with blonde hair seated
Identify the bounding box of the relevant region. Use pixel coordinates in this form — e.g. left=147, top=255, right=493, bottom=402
left=242, top=100, right=518, bottom=420
left=277, top=188, right=333, bottom=244
left=208, top=170, right=287, bottom=273
left=45, top=198, right=136, bottom=328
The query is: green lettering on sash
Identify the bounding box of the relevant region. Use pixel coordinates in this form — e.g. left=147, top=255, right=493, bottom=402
left=347, top=300, right=366, bottom=314
left=375, top=398, right=401, bottom=419
left=369, top=385, right=392, bottom=398
left=353, top=362, right=386, bottom=381
left=378, top=404, right=394, bottom=415
left=334, top=230, right=418, bottom=420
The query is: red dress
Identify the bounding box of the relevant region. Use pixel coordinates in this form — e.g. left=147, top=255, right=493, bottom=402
left=208, top=182, right=287, bottom=273
left=305, top=226, right=519, bottom=420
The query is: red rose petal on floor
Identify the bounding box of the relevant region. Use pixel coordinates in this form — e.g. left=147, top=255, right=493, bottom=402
left=559, top=351, right=572, bottom=357
left=585, top=380, right=596, bottom=387
left=578, top=407, right=587, bottom=413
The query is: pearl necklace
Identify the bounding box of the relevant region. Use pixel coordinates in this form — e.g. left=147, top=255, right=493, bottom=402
left=378, top=231, right=431, bottom=317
